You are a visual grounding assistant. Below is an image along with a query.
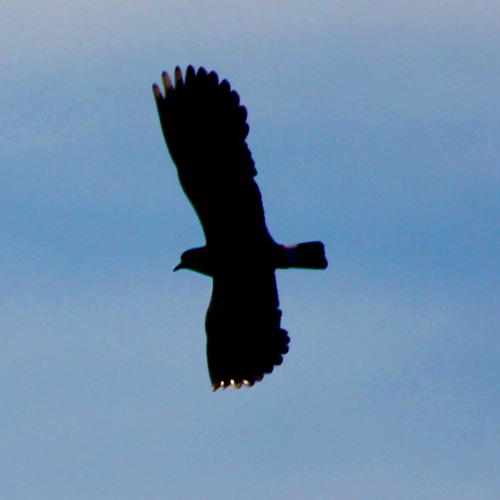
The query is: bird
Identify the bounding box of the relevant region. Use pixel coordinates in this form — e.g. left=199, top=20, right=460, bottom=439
left=152, top=66, right=327, bottom=391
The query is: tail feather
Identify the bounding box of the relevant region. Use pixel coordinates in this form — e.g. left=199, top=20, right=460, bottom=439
left=278, top=241, right=328, bottom=269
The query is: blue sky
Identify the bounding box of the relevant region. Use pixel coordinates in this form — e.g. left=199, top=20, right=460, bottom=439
left=1, top=1, right=499, bottom=498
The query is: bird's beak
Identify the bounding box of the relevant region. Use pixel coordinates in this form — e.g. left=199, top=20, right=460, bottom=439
left=173, top=263, right=184, bottom=272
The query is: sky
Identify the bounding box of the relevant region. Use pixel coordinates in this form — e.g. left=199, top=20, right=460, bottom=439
left=1, top=1, right=499, bottom=498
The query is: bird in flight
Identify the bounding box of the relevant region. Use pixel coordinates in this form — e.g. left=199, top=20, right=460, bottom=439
left=153, top=66, right=327, bottom=391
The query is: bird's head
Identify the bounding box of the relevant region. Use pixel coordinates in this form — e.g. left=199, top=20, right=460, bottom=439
left=174, top=246, right=214, bottom=276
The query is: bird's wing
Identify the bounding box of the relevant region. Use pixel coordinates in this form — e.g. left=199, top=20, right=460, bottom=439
left=205, top=267, right=290, bottom=390
left=153, top=66, right=271, bottom=247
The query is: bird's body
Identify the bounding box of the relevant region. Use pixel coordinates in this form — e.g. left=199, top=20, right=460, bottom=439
left=153, top=66, right=327, bottom=390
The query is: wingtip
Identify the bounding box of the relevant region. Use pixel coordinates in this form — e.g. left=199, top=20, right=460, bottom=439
left=174, top=66, right=183, bottom=87
left=185, top=65, right=196, bottom=83
left=211, top=375, right=263, bottom=392
left=152, top=83, right=163, bottom=102
left=197, top=67, right=208, bottom=78
left=162, top=71, right=174, bottom=92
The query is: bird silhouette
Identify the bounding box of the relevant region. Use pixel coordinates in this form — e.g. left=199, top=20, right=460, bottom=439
left=153, top=66, right=327, bottom=391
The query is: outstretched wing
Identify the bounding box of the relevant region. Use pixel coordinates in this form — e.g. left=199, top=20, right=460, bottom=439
left=206, top=268, right=290, bottom=390
left=153, top=66, right=272, bottom=247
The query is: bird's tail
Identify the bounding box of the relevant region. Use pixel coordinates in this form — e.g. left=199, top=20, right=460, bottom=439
left=276, top=241, right=328, bottom=270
